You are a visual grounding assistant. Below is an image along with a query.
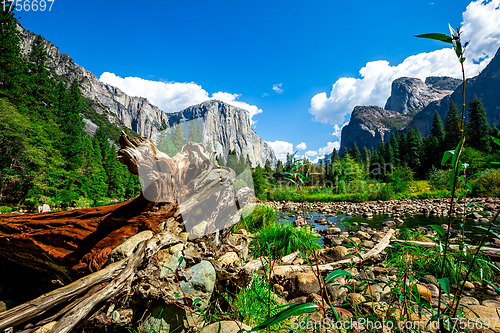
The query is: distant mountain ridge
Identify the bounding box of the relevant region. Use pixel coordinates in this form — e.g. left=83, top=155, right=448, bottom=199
left=336, top=49, right=500, bottom=156
left=17, top=24, right=277, bottom=167
left=409, top=47, right=500, bottom=137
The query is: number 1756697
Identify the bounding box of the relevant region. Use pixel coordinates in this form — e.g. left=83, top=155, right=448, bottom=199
left=3, top=0, right=54, bottom=12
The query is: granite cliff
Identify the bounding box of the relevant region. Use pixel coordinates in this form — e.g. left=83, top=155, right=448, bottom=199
left=409, top=47, right=500, bottom=137
left=18, top=25, right=277, bottom=167
left=340, top=106, right=411, bottom=154
left=339, top=76, right=458, bottom=154
left=384, top=77, right=456, bottom=114
left=153, top=100, right=277, bottom=167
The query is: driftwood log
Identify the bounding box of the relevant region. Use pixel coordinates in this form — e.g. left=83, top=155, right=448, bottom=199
left=391, top=239, right=500, bottom=257
left=271, top=229, right=395, bottom=279
left=0, top=132, right=253, bottom=332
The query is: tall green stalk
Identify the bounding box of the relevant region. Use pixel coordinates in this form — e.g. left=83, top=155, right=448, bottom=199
left=416, top=24, right=469, bottom=332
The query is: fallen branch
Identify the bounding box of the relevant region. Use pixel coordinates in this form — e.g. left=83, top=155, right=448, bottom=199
left=272, top=229, right=395, bottom=279
left=391, top=239, right=500, bottom=255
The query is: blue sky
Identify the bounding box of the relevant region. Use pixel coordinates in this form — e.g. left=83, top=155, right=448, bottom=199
left=17, top=0, right=500, bottom=162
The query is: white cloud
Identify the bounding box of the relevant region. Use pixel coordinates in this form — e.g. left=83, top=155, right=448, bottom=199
left=332, top=122, right=349, bottom=138
left=309, top=0, right=500, bottom=126
left=266, top=140, right=294, bottom=162
left=272, top=83, right=284, bottom=94
left=318, top=142, right=340, bottom=156
left=296, top=142, right=307, bottom=150
left=99, top=73, right=263, bottom=124
left=100, top=72, right=209, bottom=112
left=211, top=92, right=263, bottom=124
left=305, top=150, right=318, bottom=157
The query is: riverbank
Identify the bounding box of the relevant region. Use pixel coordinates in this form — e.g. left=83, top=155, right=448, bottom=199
left=265, top=197, right=500, bottom=222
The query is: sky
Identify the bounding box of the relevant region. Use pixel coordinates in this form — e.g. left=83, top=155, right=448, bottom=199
left=16, top=0, right=500, bottom=163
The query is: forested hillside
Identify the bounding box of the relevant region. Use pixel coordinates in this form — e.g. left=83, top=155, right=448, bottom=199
left=0, top=9, right=141, bottom=209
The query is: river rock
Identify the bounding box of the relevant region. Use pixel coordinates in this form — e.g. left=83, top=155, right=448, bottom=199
left=356, top=230, right=371, bottom=240
left=108, top=230, right=154, bottom=264
left=383, top=220, right=396, bottom=227
left=463, top=305, right=500, bottom=332
left=347, top=293, right=366, bottom=306
left=461, top=296, right=480, bottom=305
left=326, top=246, right=348, bottom=261
left=415, top=284, right=432, bottom=302
left=463, top=281, right=475, bottom=290
left=321, top=227, right=341, bottom=235
left=482, top=300, right=500, bottom=308
left=362, top=301, right=390, bottom=319
left=426, top=283, right=439, bottom=298
left=188, top=220, right=207, bottom=240
left=362, top=240, right=374, bottom=248
left=423, top=274, right=438, bottom=285
left=202, top=321, right=252, bottom=333
left=296, top=272, right=320, bottom=295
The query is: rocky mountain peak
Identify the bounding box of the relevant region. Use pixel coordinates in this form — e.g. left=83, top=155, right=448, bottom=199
left=384, top=77, right=453, bottom=114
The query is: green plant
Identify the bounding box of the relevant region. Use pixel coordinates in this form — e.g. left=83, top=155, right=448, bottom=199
left=0, top=206, right=12, bottom=214
left=250, top=223, right=322, bottom=259
left=470, top=168, right=500, bottom=196
left=414, top=23, right=500, bottom=332
left=427, top=167, right=450, bottom=190
left=232, top=204, right=277, bottom=233
left=224, top=274, right=281, bottom=327
left=398, top=227, right=432, bottom=242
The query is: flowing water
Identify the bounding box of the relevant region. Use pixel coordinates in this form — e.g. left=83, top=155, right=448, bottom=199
left=278, top=211, right=500, bottom=247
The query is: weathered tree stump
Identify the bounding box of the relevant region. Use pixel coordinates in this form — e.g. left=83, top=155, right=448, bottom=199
left=0, top=132, right=253, bottom=332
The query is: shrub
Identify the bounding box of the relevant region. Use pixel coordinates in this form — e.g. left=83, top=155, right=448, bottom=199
left=250, top=223, right=322, bottom=259
left=386, top=166, right=414, bottom=193
left=427, top=167, right=450, bottom=191
left=470, top=168, right=500, bottom=197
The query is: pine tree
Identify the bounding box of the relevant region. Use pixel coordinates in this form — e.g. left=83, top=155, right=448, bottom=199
left=60, top=80, right=85, bottom=169
left=0, top=5, right=27, bottom=104
left=430, top=111, right=445, bottom=144
left=157, top=130, right=178, bottom=157
left=94, top=128, right=109, bottom=161
left=390, top=132, right=400, bottom=165
left=444, top=101, right=461, bottom=151
left=351, top=144, right=361, bottom=163
left=466, top=96, right=491, bottom=152
left=404, top=127, right=423, bottom=172
left=81, top=136, right=108, bottom=201
left=331, top=149, right=340, bottom=163
left=171, top=119, right=186, bottom=152
left=27, top=35, right=56, bottom=116
left=341, top=147, right=348, bottom=159
left=362, top=147, right=370, bottom=167
left=324, top=154, right=330, bottom=177
left=187, top=116, right=203, bottom=143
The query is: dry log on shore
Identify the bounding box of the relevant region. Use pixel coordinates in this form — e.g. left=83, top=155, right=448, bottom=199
left=391, top=239, right=500, bottom=256
left=271, top=229, right=395, bottom=279
left=0, top=132, right=253, bottom=332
